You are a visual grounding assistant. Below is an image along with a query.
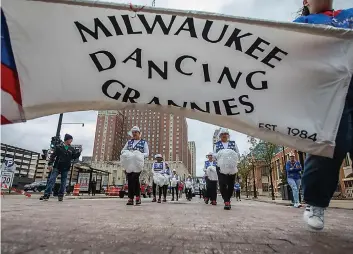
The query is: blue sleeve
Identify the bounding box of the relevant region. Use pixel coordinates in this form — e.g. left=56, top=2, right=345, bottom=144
left=285, top=161, right=291, bottom=172
left=294, top=162, right=302, bottom=172
left=293, top=16, right=308, bottom=24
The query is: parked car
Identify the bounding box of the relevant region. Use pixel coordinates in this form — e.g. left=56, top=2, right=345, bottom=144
left=24, top=181, right=47, bottom=192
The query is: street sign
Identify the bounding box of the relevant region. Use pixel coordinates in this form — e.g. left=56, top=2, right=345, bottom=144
left=78, top=173, right=90, bottom=191
left=1, top=171, right=15, bottom=189
left=1, top=159, right=17, bottom=173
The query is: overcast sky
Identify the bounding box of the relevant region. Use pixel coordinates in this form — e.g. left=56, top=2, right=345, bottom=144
left=1, top=0, right=351, bottom=176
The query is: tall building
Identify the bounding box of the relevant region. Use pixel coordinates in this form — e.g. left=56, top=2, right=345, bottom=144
left=212, top=128, right=221, bottom=151
left=92, top=110, right=125, bottom=162
left=123, top=109, right=189, bottom=164
left=188, top=141, right=196, bottom=176
left=93, top=109, right=189, bottom=169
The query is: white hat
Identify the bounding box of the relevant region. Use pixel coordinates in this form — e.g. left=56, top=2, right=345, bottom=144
left=173, top=169, right=176, bottom=172
left=206, top=152, right=213, bottom=156
left=155, top=154, right=163, bottom=159
left=131, top=126, right=140, bottom=132
left=219, top=128, right=230, bottom=137
left=289, top=153, right=295, bottom=157
left=128, top=126, right=141, bottom=137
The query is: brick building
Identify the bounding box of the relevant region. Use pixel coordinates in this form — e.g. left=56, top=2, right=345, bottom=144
left=92, top=110, right=125, bottom=162
left=188, top=141, right=196, bottom=176
left=93, top=109, right=191, bottom=171
left=245, top=145, right=352, bottom=199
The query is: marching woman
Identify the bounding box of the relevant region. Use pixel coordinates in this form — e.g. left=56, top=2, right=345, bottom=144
left=185, top=174, right=193, bottom=201
left=170, top=169, right=180, bottom=201
left=121, top=126, right=149, bottom=206
left=293, top=1, right=353, bottom=231
left=214, top=128, right=240, bottom=210
left=204, top=152, right=218, bottom=205
left=159, top=163, right=171, bottom=203
left=151, top=154, right=167, bottom=202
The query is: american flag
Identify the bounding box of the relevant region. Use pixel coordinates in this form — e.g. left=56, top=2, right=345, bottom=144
left=1, top=10, right=25, bottom=125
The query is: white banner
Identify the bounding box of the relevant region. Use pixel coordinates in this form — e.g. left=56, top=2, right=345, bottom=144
left=2, top=0, right=353, bottom=157
left=78, top=172, right=90, bottom=191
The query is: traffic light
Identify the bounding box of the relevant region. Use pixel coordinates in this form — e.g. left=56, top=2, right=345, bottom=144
left=50, top=137, right=56, bottom=149
left=50, top=136, right=61, bottom=149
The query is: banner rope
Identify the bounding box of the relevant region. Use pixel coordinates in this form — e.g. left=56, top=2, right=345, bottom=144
left=129, top=0, right=155, bottom=18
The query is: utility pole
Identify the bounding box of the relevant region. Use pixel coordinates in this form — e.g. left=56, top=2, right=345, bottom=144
left=56, top=113, right=63, bottom=138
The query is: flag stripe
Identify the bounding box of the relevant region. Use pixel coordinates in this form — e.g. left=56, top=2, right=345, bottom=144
left=1, top=63, right=22, bottom=105
left=1, top=9, right=24, bottom=125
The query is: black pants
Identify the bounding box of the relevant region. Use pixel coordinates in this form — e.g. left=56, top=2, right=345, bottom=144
left=127, top=172, right=141, bottom=199
left=186, top=188, right=192, bottom=200
left=152, top=182, right=158, bottom=197
left=159, top=185, right=167, bottom=199
left=235, top=190, right=241, bottom=199
left=172, top=184, right=179, bottom=200
left=217, top=167, right=236, bottom=202
left=91, top=187, right=96, bottom=196
left=208, top=180, right=218, bottom=201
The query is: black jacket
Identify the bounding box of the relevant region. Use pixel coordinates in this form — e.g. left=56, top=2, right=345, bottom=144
left=48, top=143, right=81, bottom=170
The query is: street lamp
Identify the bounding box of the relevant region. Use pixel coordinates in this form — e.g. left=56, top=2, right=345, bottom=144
left=62, top=123, right=85, bottom=127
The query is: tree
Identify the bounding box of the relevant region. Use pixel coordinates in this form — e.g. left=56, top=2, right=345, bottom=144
left=248, top=136, right=278, bottom=200
left=237, top=154, right=251, bottom=198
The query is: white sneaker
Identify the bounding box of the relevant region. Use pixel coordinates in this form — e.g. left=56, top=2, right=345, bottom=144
left=303, top=205, right=325, bottom=230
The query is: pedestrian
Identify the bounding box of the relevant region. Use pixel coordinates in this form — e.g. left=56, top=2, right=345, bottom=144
left=234, top=181, right=241, bottom=201
left=121, top=126, right=149, bottom=206
left=214, top=128, right=240, bottom=210
left=199, top=178, right=205, bottom=199
left=170, top=169, right=179, bottom=201
left=204, top=152, right=217, bottom=205
left=159, top=163, right=171, bottom=203
left=286, top=153, right=302, bottom=208
left=185, top=175, right=193, bottom=201
left=178, top=181, right=184, bottom=198
left=294, top=1, right=352, bottom=230
left=151, top=154, right=167, bottom=203
left=40, top=134, right=81, bottom=202
left=91, top=178, right=97, bottom=196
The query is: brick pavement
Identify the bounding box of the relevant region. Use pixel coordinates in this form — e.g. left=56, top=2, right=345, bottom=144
left=1, top=196, right=353, bottom=254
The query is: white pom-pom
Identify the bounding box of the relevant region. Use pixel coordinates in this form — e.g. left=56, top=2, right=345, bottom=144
left=217, top=149, right=239, bottom=175
left=171, top=177, right=178, bottom=187
left=206, top=166, right=218, bottom=181
left=120, top=150, right=145, bottom=173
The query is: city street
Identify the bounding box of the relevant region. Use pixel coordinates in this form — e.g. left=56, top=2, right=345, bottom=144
left=1, top=196, right=353, bottom=254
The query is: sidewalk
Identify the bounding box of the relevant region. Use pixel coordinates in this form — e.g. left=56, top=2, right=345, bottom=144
left=252, top=196, right=353, bottom=210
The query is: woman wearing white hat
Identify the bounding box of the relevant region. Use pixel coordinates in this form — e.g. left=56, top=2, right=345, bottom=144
left=170, top=169, right=180, bottom=201
left=213, top=128, right=240, bottom=210
left=151, top=154, right=169, bottom=203
left=121, top=126, right=149, bottom=206
left=204, top=152, right=218, bottom=205
left=185, top=174, right=193, bottom=201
